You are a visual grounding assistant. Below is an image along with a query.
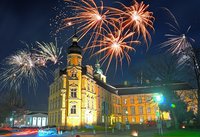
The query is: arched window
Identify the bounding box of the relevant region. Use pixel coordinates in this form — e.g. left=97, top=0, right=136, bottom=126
left=71, top=105, right=76, bottom=114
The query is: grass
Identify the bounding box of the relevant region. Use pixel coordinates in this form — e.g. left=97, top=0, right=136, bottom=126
left=154, top=129, right=200, bottom=137
left=78, top=125, right=113, bottom=132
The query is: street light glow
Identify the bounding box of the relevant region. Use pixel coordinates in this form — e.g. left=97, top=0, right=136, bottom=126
left=153, top=93, right=164, bottom=104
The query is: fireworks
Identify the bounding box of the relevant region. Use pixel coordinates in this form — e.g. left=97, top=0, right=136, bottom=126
left=0, top=50, right=45, bottom=90
left=34, top=41, right=63, bottom=65
left=160, top=9, right=195, bottom=67
left=89, top=24, right=140, bottom=73
left=0, top=41, right=63, bottom=90
left=61, top=0, right=154, bottom=71
left=160, top=26, right=194, bottom=55
left=108, top=0, right=154, bottom=46
left=62, top=0, right=110, bottom=44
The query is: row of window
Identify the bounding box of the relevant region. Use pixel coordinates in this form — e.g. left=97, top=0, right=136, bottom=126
left=123, top=96, right=152, bottom=105
left=124, top=115, right=158, bottom=123
left=49, top=96, right=62, bottom=110
left=50, top=79, right=64, bottom=95
left=49, top=112, right=61, bottom=124
left=122, top=106, right=158, bottom=115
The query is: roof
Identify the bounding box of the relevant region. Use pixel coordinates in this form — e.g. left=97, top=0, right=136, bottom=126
left=26, top=111, right=48, bottom=116
left=93, top=77, right=117, bottom=94
left=116, top=82, right=195, bottom=95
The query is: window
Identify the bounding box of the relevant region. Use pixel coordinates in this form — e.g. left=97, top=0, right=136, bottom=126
left=130, top=97, right=134, bottom=104
left=87, top=95, right=90, bottom=108
left=92, top=85, right=94, bottom=92
left=148, top=116, right=152, bottom=121
left=71, top=71, right=77, bottom=78
left=71, top=89, right=77, bottom=98
left=132, top=117, right=136, bottom=123
left=154, top=107, right=158, bottom=113
left=71, top=105, right=76, bottom=114
left=139, top=106, right=143, bottom=114
left=123, top=107, right=128, bottom=115
left=102, top=116, right=104, bottom=123
left=147, top=107, right=151, bottom=113
left=87, top=82, right=90, bottom=91
left=146, top=96, right=151, bottom=102
left=138, top=96, right=142, bottom=103
left=91, top=99, right=94, bottom=109
left=124, top=99, right=127, bottom=104
left=131, top=106, right=135, bottom=115
left=58, top=112, right=60, bottom=123
left=140, top=117, right=144, bottom=123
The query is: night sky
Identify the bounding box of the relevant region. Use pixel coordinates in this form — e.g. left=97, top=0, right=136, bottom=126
left=0, top=0, right=200, bottom=111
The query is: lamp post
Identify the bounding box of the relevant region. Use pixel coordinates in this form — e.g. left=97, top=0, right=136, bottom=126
left=153, top=93, right=164, bottom=135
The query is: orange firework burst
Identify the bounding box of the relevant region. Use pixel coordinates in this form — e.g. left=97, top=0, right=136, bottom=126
left=62, top=0, right=112, bottom=46
left=108, top=0, right=154, bottom=46
left=89, top=24, right=140, bottom=73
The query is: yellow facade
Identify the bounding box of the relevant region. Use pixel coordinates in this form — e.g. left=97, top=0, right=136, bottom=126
left=48, top=36, right=180, bottom=128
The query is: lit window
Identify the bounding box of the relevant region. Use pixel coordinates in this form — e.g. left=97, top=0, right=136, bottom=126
left=71, top=71, right=77, bottom=78
left=132, top=117, right=136, bottom=123
left=140, top=117, right=144, bottom=123
left=123, top=107, right=127, bottom=115
left=87, top=82, right=90, bottom=90
left=71, top=105, right=76, bottom=114
left=130, top=98, right=134, bottom=104
left=87, top=95, right=90, bottom=108
left=147, top=107, right=151, bottom=113
left=124, top=99, right=127, bottom=104
left=71, top=89, right=77, bottom=98
left=139, top=106, right=143, bottom=114
left=138, top=96, right=142, bottom=103
left=146, top=96, right=151, bottom=102
left=131, top=106, right=135, bottom=115
left=102, top=116, right=104, bottom=123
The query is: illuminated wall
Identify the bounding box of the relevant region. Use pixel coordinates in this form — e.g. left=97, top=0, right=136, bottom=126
left=121, top=94, right=160, bottom=124
left=48, top=37, right=175, bottom=128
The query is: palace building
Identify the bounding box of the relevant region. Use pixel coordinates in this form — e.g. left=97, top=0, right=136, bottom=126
left=48, top=35, right=196, bottom=128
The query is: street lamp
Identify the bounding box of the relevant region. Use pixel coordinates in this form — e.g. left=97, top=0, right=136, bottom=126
left=153, top=93, right=164, bottom=104
left=153, top=93, right=164, bottom=135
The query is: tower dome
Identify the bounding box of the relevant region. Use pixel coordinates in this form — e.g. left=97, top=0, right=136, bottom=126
left=68, top=35, right=82, bottom=55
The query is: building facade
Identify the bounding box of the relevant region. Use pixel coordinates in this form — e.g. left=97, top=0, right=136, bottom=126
left=48, top=35, right=194, bottom=128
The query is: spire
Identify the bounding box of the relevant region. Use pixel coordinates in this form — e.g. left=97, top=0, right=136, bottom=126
left=72, top=28, right=78, bottom=43
left=68, top=33, right=82, bottom=55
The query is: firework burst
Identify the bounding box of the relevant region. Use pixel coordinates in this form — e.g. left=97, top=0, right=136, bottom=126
left=0, top=50, right=46, bottom=90
left=61, top=0, right=112, bottom=44
left=160, top=25, right=194, bottom=55
left=160, top=9, right=195, bottom=67
left=89, top=23, right=140, bottom=73
left=34, top=41, right=63, bottom=65
left=0, top=41, right=62, bottom=91
left=108, top=0, right=154, bottom=46
left=160, top=8, right=195, bottom=54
